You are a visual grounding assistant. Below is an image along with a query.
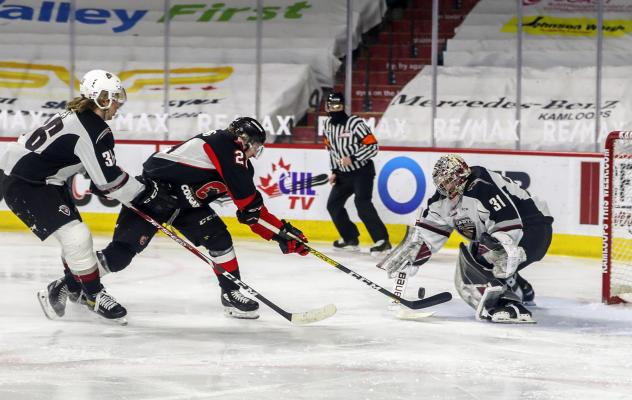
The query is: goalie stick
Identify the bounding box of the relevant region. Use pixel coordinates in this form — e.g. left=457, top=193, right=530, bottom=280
left=128, top=205, right=337, bottom=325
left=213, top=173, right=329, bottom=206
left=258, top=220, right=452, bottom=310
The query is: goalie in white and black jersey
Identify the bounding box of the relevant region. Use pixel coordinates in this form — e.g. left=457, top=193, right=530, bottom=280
left=378, top=154, right=554, bottom=323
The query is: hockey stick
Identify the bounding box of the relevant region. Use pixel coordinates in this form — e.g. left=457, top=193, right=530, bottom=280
left=258, top=220, right=452, bottom=310
left=128, top=205, right=337, bottom=325
left=213, top=173, right=329, bottom=206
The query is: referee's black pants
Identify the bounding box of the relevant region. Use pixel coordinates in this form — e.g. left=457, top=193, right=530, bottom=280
left=326, top=161, right=389, bottom=243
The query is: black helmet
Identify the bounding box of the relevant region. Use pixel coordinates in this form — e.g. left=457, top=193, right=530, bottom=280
left=228, top=117, right=266, bottom=145
left=325, top=92, right=345, bottom=112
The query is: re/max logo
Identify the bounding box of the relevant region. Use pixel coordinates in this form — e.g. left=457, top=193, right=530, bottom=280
left=0, top=1, right=312, bottom=33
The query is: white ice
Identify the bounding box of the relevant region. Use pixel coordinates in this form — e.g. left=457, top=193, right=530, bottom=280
left=1, top=231, right=632, bottom=400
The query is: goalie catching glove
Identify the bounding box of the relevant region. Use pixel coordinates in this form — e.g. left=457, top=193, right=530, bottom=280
left=272, top=220, right=309, bottom=256
left=377, top=226, right=432, bottom=279
left=477, top=232, right=526, bottom=279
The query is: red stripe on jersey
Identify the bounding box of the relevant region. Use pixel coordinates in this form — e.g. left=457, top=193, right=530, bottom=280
left=416, top=221, right=451, bottom=237
left=203, top=143, right=224, bottom=177
left=233, top=192, right=257, bottom=211
left=493, top=224, right=523, bottom=233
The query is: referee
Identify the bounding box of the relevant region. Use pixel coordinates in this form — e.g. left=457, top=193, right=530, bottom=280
left=323, top=92, right=391, bottom=255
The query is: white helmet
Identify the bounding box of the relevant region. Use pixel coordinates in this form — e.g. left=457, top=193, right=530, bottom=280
left=79, top=69, right=127, bottom=110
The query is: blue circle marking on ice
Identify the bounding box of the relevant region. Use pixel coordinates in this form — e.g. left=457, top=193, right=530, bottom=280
left=378, top=156, right=426, bottom=214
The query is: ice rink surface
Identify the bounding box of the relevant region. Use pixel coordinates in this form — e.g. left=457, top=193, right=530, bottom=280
left=1, top=232, right=632, bottom=400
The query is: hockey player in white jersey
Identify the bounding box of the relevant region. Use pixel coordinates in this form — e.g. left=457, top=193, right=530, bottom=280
left=378, top=154, right=553, bottom=323
left=0, top=69, right=174, bottom=324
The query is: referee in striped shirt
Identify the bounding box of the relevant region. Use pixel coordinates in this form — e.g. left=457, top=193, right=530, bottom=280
left=323, top=92, right=391, bottom=255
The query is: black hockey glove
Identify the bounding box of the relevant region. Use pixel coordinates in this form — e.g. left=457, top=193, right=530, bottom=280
left=132, top=176, right=178, bottom=216
left=236, top=205, right=262, bottom=225
left=273, top=220, right=309, bottom=256
left=236, top=193, right=264, bottom=225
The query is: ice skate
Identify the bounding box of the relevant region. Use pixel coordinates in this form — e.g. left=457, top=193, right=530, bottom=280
left=37, top=278, right=68, bottom=319
left=370, top=239, right=392, bottom=256
left=332, top=238, right=359, bottom=252
left=488, top=300, right=536, bottom=324
left=85, top=289, right=128, bottom=325
left=221, top=289, right=259, bottom=319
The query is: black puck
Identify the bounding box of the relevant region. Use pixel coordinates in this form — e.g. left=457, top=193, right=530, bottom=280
left=418, top=287, right=426, bottom=299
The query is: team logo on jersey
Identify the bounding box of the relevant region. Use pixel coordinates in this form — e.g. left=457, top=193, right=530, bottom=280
left=58, top=205, right=71, bottom=216
left=257, top=158, right=318, bottom=210
left=139, top=235, right=149, bottom=246
left=454, top=217, right=476, bottom=240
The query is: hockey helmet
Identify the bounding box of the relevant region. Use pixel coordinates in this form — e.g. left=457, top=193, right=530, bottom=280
left=228, top=117, right=266, bottom=158
left=325, top=91, right=345, bottom=112
left=432, top=154, right=471, bottom=199
left=80, top=69, right=127, bottom=110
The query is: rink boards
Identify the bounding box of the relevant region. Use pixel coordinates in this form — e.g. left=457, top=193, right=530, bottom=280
left=0, top=139, right=603, bottom=258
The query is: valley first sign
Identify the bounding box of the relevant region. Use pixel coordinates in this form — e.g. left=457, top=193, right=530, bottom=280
left=0, top=0, right=313, bottom=33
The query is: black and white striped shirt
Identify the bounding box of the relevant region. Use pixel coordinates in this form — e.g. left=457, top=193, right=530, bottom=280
left=323, top=115, right=379, bottom=173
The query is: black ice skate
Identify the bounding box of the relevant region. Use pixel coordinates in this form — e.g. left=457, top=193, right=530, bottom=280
left=37, top=278, right=68, bottom=319
left=332, top=237, right=359, bottom=251
left=370, top=239, right=392, bottom=256
left=488, top=300, right=535, bottom=324
left=221, top=289, right=259, bottom=319
left=85, top=289, right=128, bottom=325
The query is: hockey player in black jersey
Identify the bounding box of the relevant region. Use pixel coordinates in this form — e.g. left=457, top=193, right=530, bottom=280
left=41, top=116, right=309, bottom=320
left=378, top=154, right=554, bottom=323
left=0, top=69, right=174, bottom=324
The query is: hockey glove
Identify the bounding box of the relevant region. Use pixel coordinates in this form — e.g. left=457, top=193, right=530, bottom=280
left=236, top=205, right=262, bottom=225
left=273, top=220, right=309, bottom=256
left=236, top=193, right=265, bottom=225
left=479, top=232, right=526, bottom=279
left=132, top=176, right=177, bottom=216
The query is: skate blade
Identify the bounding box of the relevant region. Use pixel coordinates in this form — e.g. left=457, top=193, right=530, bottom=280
left=223, top=307, right=260, bottom=320
left=370, top=249, right=392, bottom=257
left=36, top=290, right=62, bottom=320
left=332, top=246, right=359, bottom=252
left=490, top=315, right=537, bottom=324
left=395, top=309, right=435, bottom=320
left=91, top=313, right=128, bottom=326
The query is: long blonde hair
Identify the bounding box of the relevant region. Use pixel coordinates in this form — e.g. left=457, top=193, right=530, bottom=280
left=66, top=92, right=110, bottom=113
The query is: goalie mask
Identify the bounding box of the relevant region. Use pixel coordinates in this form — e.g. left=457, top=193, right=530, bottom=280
left=432, top=154, right=471, bottom=199
left=228, top=117, right=266, bottom=159
left=80, top=69, right=127, bottom=111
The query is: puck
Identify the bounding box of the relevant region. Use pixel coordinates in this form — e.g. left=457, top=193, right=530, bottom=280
left=418, top=287, right=426, bottom=299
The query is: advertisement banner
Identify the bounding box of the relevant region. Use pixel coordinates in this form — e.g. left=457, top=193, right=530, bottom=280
left=444, top=49, right=632, bottom=68
left=0, top=0, right=385, bottom=86
left=0, top=61, right=317, bottom=141
left=0, top=140, right=604, bottom=239
left=376, top=66, right=632, bottom=151
left=475, top=0, right=632, bottom=14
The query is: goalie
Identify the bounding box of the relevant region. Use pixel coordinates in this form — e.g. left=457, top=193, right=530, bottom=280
left=378, top=154, right=553, bottom=323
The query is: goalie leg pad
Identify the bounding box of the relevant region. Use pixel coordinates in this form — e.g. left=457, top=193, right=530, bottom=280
left=454, top=242, right=497, bottom=310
